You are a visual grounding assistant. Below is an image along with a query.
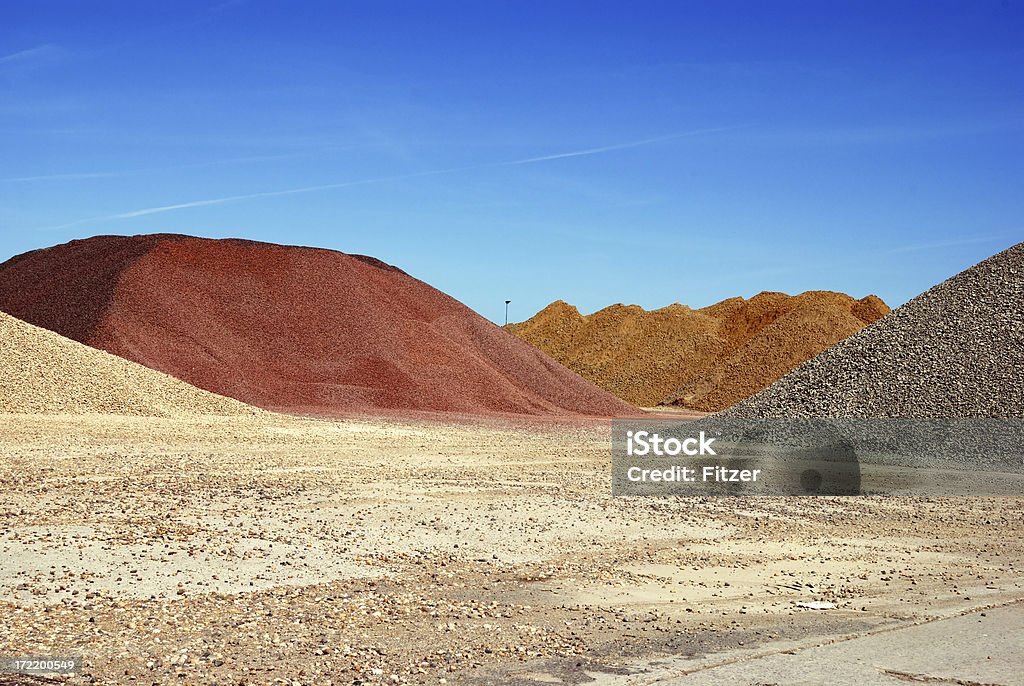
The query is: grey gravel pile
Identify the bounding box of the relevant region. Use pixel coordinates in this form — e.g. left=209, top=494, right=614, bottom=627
left=0, top=310, right=260, bottom=417
left=726, top=242, right=1024, bottom=418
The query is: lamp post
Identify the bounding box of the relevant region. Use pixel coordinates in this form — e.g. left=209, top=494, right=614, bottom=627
left=504, top=300, right=511, bottom=326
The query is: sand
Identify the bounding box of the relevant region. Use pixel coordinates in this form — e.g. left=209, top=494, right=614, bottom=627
left=0, top=234, right=633, bottom=418
left=508, top=292, right=888, bottom=410
left=0, top=310, right=257, bottom=417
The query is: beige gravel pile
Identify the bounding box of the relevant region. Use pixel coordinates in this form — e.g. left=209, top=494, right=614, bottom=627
left=727, top=242, right=1024, bottom=418
left=0, top=310, right=259, bottom=416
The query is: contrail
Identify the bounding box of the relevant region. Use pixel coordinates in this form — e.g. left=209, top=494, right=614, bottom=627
left=2, top=152, right=311, bottom=184
left=496, top=127, right=732, bottom=165
left=0, top=44, right=57, bottom=65
left=43, top=169, right=473, bottom=230
left=3, top=172, right=120, bottom=183
left=41, top=126, right=739, bottom=231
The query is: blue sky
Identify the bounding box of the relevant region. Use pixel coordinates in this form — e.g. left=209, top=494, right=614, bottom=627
left=1, top=1, right=1022, bottom=322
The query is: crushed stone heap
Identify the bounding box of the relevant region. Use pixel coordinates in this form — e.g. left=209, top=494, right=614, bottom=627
left=509, top=291, right=888, bottom=410
left=727, top=242, right=1024, bottom=418
left=0, top=310, right=257, bottom=416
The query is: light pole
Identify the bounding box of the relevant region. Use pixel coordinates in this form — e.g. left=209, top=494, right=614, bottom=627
left=504, top=300, right=511, bottom=326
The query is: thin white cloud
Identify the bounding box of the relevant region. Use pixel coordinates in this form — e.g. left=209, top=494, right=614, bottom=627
left=1, top=153, right=311, bottom=184
left=42, top=170, right=466, bottom=230
left=41, top=127, right=739, bottom=231
left=3, top=171, right=121, bottom=183
left=0, top=44, right=61, bottom=66
left=499, top=127, right=735, bottom=165
left=732, top=120, right=1024, bottom=147
left=209, top=0, right=245, bottom=11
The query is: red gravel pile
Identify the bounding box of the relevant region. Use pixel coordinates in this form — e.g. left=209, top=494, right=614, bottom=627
left=0, top=234, right=633, bottom=418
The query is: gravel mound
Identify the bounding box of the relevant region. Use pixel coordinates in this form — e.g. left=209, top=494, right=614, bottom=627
left=665, top=297, right=874, bottom=411
left=0, top=234, right=632, bottom=418
left=727, top=242, right=1024, bottom=418
left=508, top=292, right=887, bottom=409
left=0, top=310, right=258, bottom=416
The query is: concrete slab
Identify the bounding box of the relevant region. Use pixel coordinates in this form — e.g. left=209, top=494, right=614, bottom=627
left=652, top=602, right=1023, bottom=685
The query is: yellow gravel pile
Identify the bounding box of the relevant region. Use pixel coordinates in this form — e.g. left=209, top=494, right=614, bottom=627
left=508, top=291, right=889, bottom=410
left=0, top=310, right=259, bottom=416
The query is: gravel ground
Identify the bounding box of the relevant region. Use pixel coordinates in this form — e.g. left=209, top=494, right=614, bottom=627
left=728, top=242, right=1024, bottom=418
left=1, top=413, right=1021, bottom=685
